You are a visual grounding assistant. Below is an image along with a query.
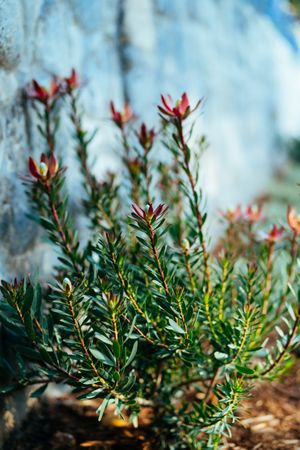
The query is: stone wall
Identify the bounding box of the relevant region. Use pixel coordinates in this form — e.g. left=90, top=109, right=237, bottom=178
left=0, top=0, right=300, bottom=445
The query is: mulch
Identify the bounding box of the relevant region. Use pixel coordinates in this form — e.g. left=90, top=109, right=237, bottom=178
left=4, top=360, right=300, bottom=450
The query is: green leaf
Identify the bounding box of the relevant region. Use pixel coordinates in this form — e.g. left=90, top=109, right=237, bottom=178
left=0, top=384, right=18, bottom=394
left=235, top=365, right=255, bottom=375
left=214, top=351, right=228, bottom=361
left=24, top=312, right=36, bottom=340
left=77, top=388, right=104, bottom=400
left=95, top=333, right=113, bottom=346
left=31, top=384, right=48, bottom=398
left=168, top=318, right=185, bottom=335
left=124, top=341, right=138, bottom=368
left=96, top=396, right=111, bottom=422
left=113, top=340, right=121, bottom=359
left=90, top=348, right=115, bottom=367
left=113, top=371, right=120, bottom=382
left=21, top=285, right=34, bottom=314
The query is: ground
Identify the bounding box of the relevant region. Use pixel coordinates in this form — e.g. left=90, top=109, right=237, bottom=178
left=3, top=359, right=300, bottom=450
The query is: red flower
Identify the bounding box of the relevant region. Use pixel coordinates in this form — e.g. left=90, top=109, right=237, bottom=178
left=28, top=153, right=59, bottom=182
left=27, top=78, right=61, bottom=106
left=64, top=68, right=80, bottom=92
left=132, top=203, right=168, bottom=223
left=110, top=101, right=133, bottom=129
left=158, top=93, right=201, bottom=121
left=244, top=205, right=263, bottom=223
left=136, top=123, right=156, bottom=152
left=219, top=205, right=242, bottom=223
left=264, top=224, right=285, bottom=243
left=287, top=206, right=300, bottom=234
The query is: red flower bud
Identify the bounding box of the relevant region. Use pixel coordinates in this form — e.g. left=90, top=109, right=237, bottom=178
left=264, top=224, right=285, bottom=243
left=136, top=123, right=156, bottom=152
left=287, top=206, right=300, bottom=234
left=27, top=77, right=62, bottom=106
left=110, top=101, right=133, bottom=129
left=64, top=68, right=80, bottom=92
left=244, top=205, right=263, bottom=223
left=219, top=205, right=242, bottom=223
left=158, top=93, right=201, bottom=121
left=28, top=153, right=59, bottom=182
left=132, top=203, right=168, bottom=223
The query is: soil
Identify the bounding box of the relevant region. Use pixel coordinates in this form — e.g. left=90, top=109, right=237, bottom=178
left=4, top=360, right=300, bottom=450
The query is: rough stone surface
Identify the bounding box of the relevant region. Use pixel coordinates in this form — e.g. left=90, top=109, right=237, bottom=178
left=0, top=0, right=300, bottom=446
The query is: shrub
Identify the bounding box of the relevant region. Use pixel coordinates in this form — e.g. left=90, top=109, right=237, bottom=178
left=0, top=70, right=300, bottom=449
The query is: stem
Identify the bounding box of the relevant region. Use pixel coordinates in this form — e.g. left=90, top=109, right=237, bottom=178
left=45, top=107, right=55, bottom=154
left=142, top=153, right=152, bottom=205
left=231, top=315, right=251, bottom=365
left=204, top=367, right=220, bottom=403
left=261, top=241, right=274, bottom=315
left=148, top=221, right=170, bottom=298
left=182, top=244, right=196, bottom=293
left=45, top=182, right=81, bottom=274
left=107, top=239, right=147, bottom=320
left=121, top=128, right=140, bottom=205
left=218, top=260, right=229, bottom=321
left=204, top=292, right=218, bottom=340
left=177, top=121, right=212, bottom=293
left=176, top=293, right=188, bottom=340
left=111, top=308, right=121, bottom=372
left=66, top=292, right=108, bottom=386
left=121, top=314, right=168, bottom=349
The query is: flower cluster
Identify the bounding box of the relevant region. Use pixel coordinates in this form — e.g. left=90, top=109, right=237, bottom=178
left=220, top=204, right=263, bottom=223
left=26, top=69, right=80, bottom=107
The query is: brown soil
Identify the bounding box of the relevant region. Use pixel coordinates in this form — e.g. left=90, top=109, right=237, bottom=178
left=4, top=360, right=300, bottom=450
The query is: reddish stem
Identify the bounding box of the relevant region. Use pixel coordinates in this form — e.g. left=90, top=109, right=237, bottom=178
left=45, top=182, right=81, bottom=274
left=262, top=241, right=274, bottom=315
left=148, top=220, right=170, bottom=298
left=177, top=120, right=212, bottom=293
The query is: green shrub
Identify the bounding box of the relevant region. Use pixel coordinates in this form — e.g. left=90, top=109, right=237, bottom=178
left=0, top=71, right=300, bottom=449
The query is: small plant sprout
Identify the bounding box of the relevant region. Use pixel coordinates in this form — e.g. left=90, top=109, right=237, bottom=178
left=0, top=76, right=299, bottom=450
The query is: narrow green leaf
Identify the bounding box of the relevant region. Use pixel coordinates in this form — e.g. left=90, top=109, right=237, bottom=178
left=90, top=348, right=115, bottom=367
left=214, top=351, right=228, bottom=361
left=31, top=384, right=48, bottom=398
left=124, top=341, right=138, bottom=368
left=235, top=365, right=255, bottom=375
left=168, top=318, right=185, bottom=335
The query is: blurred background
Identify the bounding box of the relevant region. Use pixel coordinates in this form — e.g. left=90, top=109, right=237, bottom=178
left=0, top=0, right=300, bottom=278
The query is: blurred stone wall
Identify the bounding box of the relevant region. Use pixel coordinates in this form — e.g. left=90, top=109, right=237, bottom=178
left=0, top=0, right=300, bottom=445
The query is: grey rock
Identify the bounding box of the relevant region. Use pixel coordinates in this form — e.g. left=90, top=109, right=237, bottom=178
left=0, top=0, right=23, bottom=69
